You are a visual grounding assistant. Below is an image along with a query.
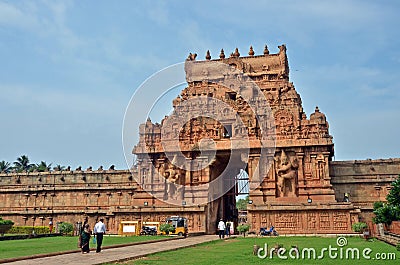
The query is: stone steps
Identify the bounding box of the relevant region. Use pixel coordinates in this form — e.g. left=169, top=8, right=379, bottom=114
left=378, top=231, right=400, bottom=246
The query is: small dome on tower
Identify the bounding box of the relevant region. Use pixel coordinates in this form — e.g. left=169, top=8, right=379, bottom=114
left=310, top=106, right=327, bottom=124
left=264, top=45, right=269, bottom=55
left=219, top=49, right=225, bottom=59
left=205, top=50, right=211, bottom=60
left=248, top=46, right=255, bottom=56
left=233, top=48, right=240, bottom=57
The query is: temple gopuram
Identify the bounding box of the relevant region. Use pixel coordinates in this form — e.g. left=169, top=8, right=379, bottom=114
left=0, top=44, right=399, bottom=235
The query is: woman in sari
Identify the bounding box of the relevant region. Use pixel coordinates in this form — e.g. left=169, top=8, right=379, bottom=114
left=81, top=223, right=91, bottom=254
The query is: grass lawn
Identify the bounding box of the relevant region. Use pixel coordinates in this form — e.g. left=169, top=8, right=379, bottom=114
left=0, top=235, right=167, bottom=260
left=110, top=236, right=399, bottom=265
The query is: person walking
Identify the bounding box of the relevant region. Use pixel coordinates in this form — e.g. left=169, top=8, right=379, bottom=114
left=80, top=223, right=91, bottom=254
left=93, top=218, right=106, bottom=253
left=48, top=220, right=53, bottom=233
left=225, top=221, right=231, bottom=237
left=78, top=216, right=89, bottom=250
left=217, top=219, right=225, bottom=239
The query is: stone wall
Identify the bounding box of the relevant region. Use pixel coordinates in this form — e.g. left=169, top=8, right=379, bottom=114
left=388, top=221, right=400, bottom=235
left=330, top=159, right=400, bottom=208
left=0, top=169, right=207, bottom=234
left=0, top=158, right=398, bottom=235
left=330, top=158, right=400, bottom=234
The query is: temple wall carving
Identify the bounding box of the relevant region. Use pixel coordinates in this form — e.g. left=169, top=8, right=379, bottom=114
left=248, top=208, right=357, bottom=233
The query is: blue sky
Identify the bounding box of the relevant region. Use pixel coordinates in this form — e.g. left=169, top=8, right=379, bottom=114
left=1, top=0, right=399, bottom=169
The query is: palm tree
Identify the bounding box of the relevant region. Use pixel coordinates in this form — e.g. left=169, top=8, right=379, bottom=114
left=0, top=160, right=11, bottom=173
left=13, top=155, right=34, bottom=172
left=34, top=161, right=52, bottom=172
left=53, top=164, right=66, bottom=171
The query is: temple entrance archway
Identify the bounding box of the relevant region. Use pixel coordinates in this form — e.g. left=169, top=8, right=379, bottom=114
left=205, top=152, right=250, bottom=234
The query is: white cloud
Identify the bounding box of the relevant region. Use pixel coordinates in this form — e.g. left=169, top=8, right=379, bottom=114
left=0, top=1, right=39, bottom=30
left=146, top=0, right=169, bottom=25
left=1, top=83, right=123, bottom=118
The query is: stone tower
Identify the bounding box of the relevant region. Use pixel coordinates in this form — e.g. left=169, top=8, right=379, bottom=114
left=133, top=45, right=359, bottom=234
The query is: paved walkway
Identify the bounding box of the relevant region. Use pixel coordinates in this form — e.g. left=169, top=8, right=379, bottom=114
left=4, top=235, right=220, bottom=265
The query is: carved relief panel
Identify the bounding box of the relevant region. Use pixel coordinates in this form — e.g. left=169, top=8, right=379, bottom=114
left=275, top=212, right=299, bottom=230
left=307, top=212, right=317, bottom=229
left=274, top=150, right=299, bottom=197
left=319, top=212, right=331, bottom=230
left=333, top=211, right=348, bottom=231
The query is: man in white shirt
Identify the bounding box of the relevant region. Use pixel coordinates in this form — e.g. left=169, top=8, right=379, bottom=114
left=217, top=219, right=225, bottom=239
left=93, top=218, right=106, bottom=253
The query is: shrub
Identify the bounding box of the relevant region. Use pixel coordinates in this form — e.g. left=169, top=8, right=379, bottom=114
left=8, top=226, right=50, bottom=235
left=373, top=204, right=398, bottom=225
left=0, top=217, right=14, bottom=226
left=237, top=224, right=250, bottom=237
left=160, top=223, right=175, bottom=234
left=58, top=222, right=74, bottom=235
left=352, top=222, right=368, bottom=233
left=0, top=217, right=14, bottom=235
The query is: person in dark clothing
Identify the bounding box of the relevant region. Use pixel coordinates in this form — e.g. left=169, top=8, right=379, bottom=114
left=225, top=221, right=231, bottom=237
left=80, top=223, right=91, bottom=254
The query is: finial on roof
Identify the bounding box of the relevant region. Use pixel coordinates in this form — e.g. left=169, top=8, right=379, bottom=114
left=219, top=49, right=225, bottom=59
left=205, top=50, right=211, bottom=60
left=248, top=46, right=255, bottom=56
left=264, top=45, right=269, bottom=55
left=186, top=53, right=197, bottom=61
left=315, top=106, right=320, bottom=112
left=278, top=44, right=286, bottom=53
left=233, top=48, right=240, bottom=57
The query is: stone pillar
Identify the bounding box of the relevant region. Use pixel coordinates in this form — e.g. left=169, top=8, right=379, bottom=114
left=249, top=155, right=263, bottom=204
left=310, top=154, right=317, bottom=179
left=296, top=152, right=305, bottom=182
left=296, top=152, right=306, bottom=199
left=377, top=223, right=385, bottom=237
left=147, top=159, right=154, bottom=194
left=185, top=157, right=192, bottom=184
left=323, top=152, right=330, bottom=180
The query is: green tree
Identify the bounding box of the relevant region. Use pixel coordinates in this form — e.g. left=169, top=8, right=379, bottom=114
left=13, top=155, right=34, bottom=172
left=387, top=177, right=400, bottom=206
left=0, top=161, right=11, bottom=173
left=373, top=175, right=400, bottom=225
left=34, top=161, right=52, bottom=172
left=236, top=195, right=249, bottom=210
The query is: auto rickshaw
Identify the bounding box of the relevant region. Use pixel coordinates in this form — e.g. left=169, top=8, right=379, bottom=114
left=163, top=216, right=188, bottom=237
